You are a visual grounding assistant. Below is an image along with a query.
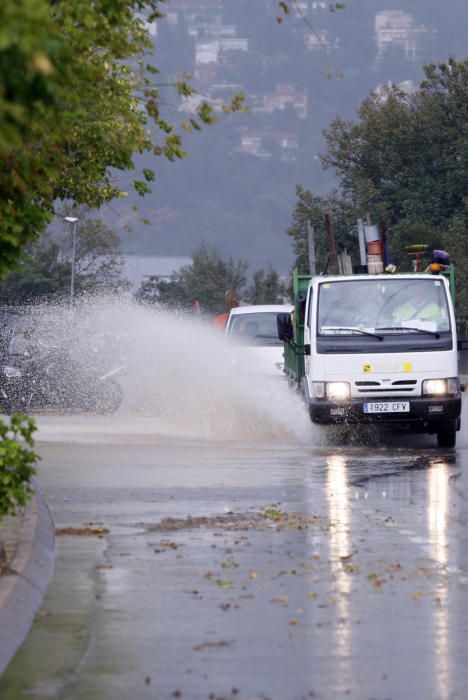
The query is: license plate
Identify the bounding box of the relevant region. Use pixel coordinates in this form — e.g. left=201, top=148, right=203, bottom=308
left=363, top=401, right=410, bottom=414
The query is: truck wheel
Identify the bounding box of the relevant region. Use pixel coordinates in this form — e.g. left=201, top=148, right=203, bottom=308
left=437, top=429, right=456, bottom=448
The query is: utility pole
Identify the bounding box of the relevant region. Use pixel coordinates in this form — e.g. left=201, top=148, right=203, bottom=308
left=357, top=218, right=367, bottom=266
left=324, top=213, right=339, bottom=274
left=64, top=216, right=79, bottom=305
left=307, top=220, right=316, bottom=275
left=379, top=219, right=388, bottom=265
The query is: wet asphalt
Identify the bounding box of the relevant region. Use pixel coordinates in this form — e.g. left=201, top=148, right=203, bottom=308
left=2, top=416, right=468, bottom=700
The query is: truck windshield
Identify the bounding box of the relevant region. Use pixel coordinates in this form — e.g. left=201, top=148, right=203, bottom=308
left=317, top=278, right=451, bottom=336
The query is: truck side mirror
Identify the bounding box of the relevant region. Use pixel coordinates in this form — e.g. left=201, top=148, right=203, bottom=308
left=457, top=340, right=468, bottom=351
left=277, top=313, right=293, bottom=341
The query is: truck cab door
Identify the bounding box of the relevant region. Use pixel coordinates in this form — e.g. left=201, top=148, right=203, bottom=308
left=304, top=286, right=313, bottom=374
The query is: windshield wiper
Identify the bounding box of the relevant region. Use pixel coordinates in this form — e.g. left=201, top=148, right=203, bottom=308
left=321, top=326, right=383, bottom=340
left=375, top=326, right=440, bottom=338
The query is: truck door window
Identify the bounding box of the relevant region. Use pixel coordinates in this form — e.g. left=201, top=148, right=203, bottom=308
left=307, top=289, right=313, bottom=328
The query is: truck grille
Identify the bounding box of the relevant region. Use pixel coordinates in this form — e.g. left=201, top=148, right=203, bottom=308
left=354, top=379, right=417, bottom=394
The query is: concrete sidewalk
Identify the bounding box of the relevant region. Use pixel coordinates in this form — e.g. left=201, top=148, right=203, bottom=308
left=0, top=480, right=55, bottom=675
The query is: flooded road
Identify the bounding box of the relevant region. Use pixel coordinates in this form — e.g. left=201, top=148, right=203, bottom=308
left=2, top=413, right=468, bottom=700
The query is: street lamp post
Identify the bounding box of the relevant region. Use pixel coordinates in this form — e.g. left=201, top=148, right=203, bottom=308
left=64, top=216, right=79, bottom=305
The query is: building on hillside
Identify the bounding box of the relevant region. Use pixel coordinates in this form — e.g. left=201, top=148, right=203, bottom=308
left=237, top=131, right=267, bottom=158
left=168, top=0, right=222, bottom=7
left=219, top=37, right=248, bottom=54
left=189, top=21, right=237, bottom=39
left=165, top=12, right=179, bottom=26
left=211, top=82, right=243, bottom=97
left=166, top=0, right=222, bottom=11
left=293, top=1, right=309, bottom=15
left=166, top=0, right=223, bottom=25
left=195, top=40, right=219, bottom=64
left=237, top=129, right=299, bottom=160
left=304, top=30, right=331, bottom=51
left=254, top=83, right=308, bottom=120
left=375, top=11, right=427, bottom=61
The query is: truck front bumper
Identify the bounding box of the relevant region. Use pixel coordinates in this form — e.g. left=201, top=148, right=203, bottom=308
left=308, top=395, right=462, bottom=432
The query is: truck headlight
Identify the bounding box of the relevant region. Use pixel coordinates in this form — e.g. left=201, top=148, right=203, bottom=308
left=422, top=378, right=458, bottom=396
left=3, top=366, right=21, bottom=378
left=326, top=381, right=350, bottom=400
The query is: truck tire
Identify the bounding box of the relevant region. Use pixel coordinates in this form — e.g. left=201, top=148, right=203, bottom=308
left=437, top=428, right=456, bottom=448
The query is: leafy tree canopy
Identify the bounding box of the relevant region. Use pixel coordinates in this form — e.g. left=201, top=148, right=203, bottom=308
left=321, top=58, right=468, bottom=267
left=244, top=264, right=289, bottom=305
left=137, top=242, right=249, bottom=314
left=0, top=0, right=244, bottom=277
left=137, top=243, right=289, bottom=312
left=287, top=58, right=468, bottom=312
left=0, top=213, right=127, bottom=304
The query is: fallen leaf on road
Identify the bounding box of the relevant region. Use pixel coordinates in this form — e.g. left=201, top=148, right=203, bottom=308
left=55, top=527, right=109, bottom=537
left=344, top=563, right=359, bottom=574
left=216, top=579, right=234, bottom=589
left=222, top=558, right=239, bottom=569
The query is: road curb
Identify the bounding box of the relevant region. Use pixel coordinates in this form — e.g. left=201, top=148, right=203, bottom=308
left=0, top=478, right=55, bottom=675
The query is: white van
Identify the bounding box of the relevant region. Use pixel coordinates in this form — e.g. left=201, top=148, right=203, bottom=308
left=225, top=304, right=293, bottom=378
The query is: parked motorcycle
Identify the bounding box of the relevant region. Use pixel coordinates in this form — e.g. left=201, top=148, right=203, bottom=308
left=0, top=331, right=124, bottom=415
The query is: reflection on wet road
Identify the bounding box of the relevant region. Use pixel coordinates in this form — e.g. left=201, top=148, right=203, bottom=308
left=2, top=415, right=468, bottom=700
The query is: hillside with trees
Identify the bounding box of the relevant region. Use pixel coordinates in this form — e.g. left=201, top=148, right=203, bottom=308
left=287, top=58, right=468, bottom=315
left=102, top=0, right=467, bottom=274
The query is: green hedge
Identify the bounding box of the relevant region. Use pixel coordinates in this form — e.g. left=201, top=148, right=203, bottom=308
left=0, top=415, right=39, bottom=518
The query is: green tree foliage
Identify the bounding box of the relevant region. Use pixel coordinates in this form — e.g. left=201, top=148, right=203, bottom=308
left=0, top=1, right=245, bottom=518
left=286, top=185, right=360, bottom=273
left=244, top=264, right=289, bottom=304
left=137, top=242, right=249, bottom=314
left=137, top=276, right=190, bottom=308
left=0, top=215, right=127, bottom=304
left=0, top=416, right=39, bottom=518
left=441, top=213, right=468, bottom=320
left=321, top=58, right=468, bottom=270
left=0, top=0, right=244, bottom=277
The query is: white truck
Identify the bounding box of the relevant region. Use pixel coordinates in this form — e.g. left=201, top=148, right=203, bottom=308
left=277, top=270, right=464, bottom=447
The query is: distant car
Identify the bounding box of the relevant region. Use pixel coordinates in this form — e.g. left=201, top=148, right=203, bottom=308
left=224, top=304, right=293, bottom=377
